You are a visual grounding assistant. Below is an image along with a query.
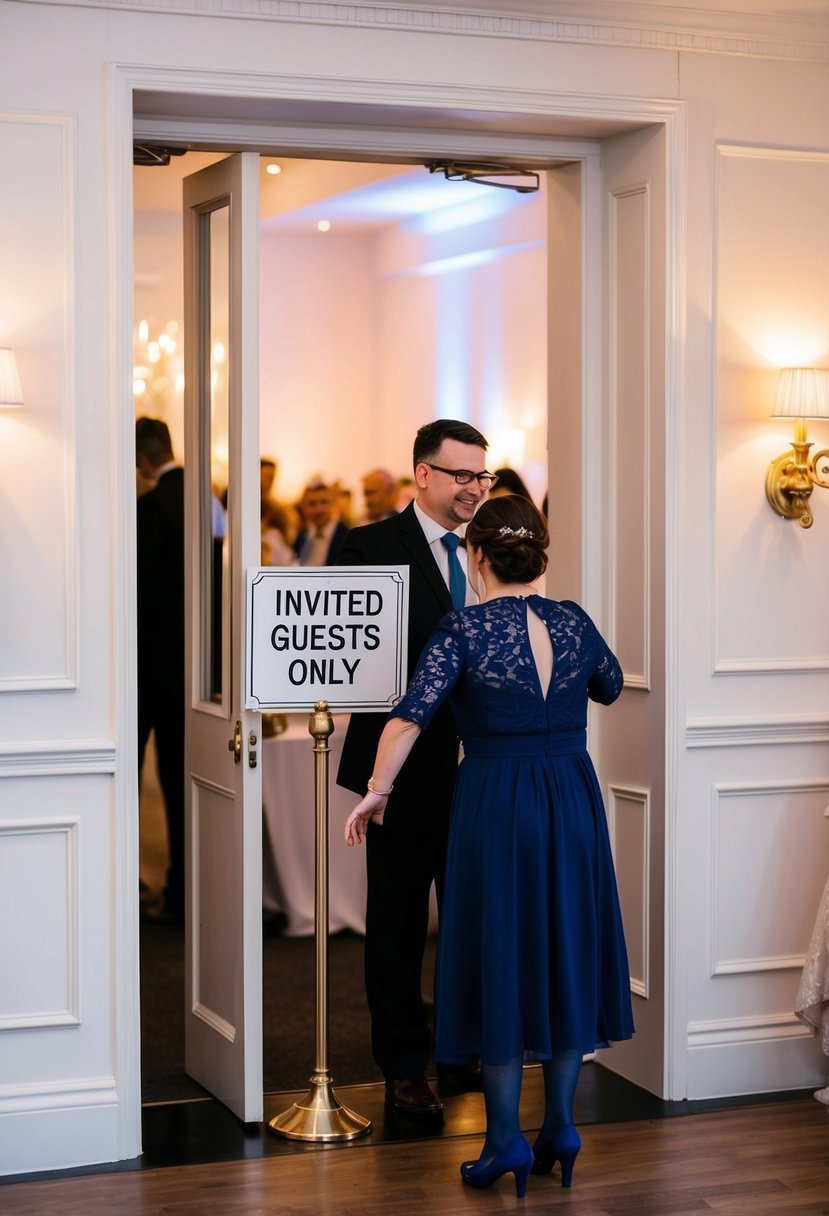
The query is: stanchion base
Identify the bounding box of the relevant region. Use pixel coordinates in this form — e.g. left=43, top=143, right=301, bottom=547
left=267, top=1074, right=372, bottom=1142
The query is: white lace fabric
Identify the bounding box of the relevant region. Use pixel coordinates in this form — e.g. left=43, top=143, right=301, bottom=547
left=795, top=872, right=829, bottom=1102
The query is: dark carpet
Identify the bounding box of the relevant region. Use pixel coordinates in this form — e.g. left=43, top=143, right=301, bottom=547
left=140, top=922, right=426, bottom=1102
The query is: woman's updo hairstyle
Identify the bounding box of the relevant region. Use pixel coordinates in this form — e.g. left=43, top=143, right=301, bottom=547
left=465, top=494, right=549, bottom=585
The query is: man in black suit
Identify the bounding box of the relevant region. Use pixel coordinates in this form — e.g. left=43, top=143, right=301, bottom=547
left=135, top=417, right=186, bottom=923
left=337, top=419, right=494, bottom=1115
left=293, top=480, right=349, bottom=566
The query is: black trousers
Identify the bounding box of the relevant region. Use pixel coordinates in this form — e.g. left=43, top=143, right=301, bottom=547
left=364, top=819, right=449, bottom=1080
left=138, top=687, right=185, bottom=912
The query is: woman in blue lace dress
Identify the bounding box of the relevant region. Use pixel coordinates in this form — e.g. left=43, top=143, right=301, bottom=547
left=345, top=494, right=633, bottom=1198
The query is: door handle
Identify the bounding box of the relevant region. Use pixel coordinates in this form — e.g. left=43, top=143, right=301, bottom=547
left=228, top=720, right=242, bottom=764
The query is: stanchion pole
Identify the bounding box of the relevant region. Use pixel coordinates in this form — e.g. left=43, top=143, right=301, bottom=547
left=268, top=700, right=372, bottom=1142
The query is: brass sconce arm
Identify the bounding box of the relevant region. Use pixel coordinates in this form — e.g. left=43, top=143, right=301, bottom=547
left=811, top=447, right=829, bottom=490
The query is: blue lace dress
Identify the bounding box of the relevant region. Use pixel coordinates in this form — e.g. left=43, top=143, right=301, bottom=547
left=390, top=595, right=634, bottom=1066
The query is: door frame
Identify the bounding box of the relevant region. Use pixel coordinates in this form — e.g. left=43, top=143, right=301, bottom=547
left=111, top=62, right=687, bottom=1158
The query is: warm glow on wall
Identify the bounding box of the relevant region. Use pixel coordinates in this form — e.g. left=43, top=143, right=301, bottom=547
left=757, top=333, right=827, bottom=369
left=488, top=426, right=526, bottom=470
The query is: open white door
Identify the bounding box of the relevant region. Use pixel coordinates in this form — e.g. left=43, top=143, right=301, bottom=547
left=182, top=153, right=263, bottom=1122
left=593, top=124, right=668, bottom=1097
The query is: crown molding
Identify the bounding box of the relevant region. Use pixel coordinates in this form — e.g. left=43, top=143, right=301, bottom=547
left=18, top=0, right=829, bottom=61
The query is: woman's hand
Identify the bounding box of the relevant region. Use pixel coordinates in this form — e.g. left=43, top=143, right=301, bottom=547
left=344, top=792, right=388, bottom=846
left=342, top=717, right=421, bottom=846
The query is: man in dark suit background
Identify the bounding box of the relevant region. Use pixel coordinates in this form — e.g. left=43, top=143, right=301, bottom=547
left=337, top=418, right=495, bottom=1114
left=293, top=479, right=349, bottom=566
left=135, top=417, right=185, bottom=923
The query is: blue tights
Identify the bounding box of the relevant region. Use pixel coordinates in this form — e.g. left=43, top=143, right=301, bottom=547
left=479, top=1049, right=582, bottom=1160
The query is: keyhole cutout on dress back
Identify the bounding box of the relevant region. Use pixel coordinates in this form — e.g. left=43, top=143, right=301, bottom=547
left=526, top=602, right=553, bottom=699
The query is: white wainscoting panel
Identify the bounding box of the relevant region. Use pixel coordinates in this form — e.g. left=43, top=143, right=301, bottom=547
left=0, top=818, right=79, bottom=1029
left=0, top=113, right=76, bottom=692
left=192, top=776, right=238, bottom=1037
left=713, top=145, right=829, bottom=676
left=608, top=784, right=650, bottom=999
left=0, top=770, right=117, bottom=1176
left=710, top=780, right=829, bottom=978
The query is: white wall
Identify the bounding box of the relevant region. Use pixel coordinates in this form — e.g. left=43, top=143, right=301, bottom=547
left=372, top=187, right=548, bottom=500
left=677, top=50, right=829, bottom=1098
left=2, top=0, right=829, bottom=1177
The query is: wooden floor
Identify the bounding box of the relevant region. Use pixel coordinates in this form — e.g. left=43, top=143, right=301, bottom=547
left=2, top=1098, right=828, bottom=1215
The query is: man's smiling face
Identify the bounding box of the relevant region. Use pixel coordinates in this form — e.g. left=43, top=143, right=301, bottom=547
left=415, top=437, right=490, bottom=530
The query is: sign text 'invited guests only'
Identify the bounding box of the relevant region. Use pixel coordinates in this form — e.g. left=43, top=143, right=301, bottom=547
left=246, top=567, right=409, bottom=712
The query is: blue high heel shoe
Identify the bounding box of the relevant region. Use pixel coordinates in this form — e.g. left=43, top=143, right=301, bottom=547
left=531, top=1124, right=582, bottom=1187
left=460, top=1135, right=534, bottom=1198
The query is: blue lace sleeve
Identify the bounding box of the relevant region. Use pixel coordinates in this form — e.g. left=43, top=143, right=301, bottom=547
left=559, top=600, right=623, bottom=705
left=588, top=646, right=624, bottom=704
left=389, top=616, right=464, bottom=729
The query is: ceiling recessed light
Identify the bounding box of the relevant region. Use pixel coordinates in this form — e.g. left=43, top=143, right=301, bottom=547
left=317, top=220, right=331, bottom=233
left=265, top=162, right=282, bottom=176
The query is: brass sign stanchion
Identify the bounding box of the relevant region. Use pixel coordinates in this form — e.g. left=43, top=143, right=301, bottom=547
left=268, top=700, right=372, bottom=1142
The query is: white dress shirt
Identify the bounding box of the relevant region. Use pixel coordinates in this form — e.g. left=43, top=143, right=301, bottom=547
left=413, top=500, right=478, bottom=607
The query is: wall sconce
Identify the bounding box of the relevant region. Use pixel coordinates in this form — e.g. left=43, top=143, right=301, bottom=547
left=0, top=347, right=23, bottom=408
left=765, top=367, right=829, bottom=529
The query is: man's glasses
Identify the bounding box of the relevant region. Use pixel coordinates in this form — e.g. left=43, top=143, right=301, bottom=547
left=424, top=463, right=499, bottom=488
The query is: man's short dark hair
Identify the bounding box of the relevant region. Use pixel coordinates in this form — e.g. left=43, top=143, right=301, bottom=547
left=412, top=419, right=488, bottom=471
left=135, top=416, right=175, bottom=468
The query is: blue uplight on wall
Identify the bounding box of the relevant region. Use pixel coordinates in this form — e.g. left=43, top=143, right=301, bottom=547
left=413, top=188, right=523, bottom=236
left=411, top=240, right=543, bottom=280
left=434, top=274, right=472, bottom=421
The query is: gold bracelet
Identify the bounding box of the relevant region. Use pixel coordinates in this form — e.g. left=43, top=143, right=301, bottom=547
left=367, top=776, right=393, bottom=797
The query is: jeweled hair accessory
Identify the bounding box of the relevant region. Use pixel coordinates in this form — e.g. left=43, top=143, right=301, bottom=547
left=498, top=525, right=534, bottom=538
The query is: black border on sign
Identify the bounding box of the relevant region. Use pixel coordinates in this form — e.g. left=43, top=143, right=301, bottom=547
left=246, top=566, right=408, bottom=712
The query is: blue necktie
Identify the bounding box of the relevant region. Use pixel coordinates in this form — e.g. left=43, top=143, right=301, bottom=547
left=441, top=532, right=466, bottom=610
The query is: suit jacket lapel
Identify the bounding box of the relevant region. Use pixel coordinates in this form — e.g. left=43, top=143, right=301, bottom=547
left=397, top=502, right=453, bottom=614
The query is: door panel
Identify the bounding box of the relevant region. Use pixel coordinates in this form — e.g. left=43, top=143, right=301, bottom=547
left=594, top=124, right=667, bottom=1097
left=182, top=153, right=263, bottom=1122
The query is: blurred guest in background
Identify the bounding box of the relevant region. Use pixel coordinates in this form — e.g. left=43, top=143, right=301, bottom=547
left=490, top=467, right=533, bottom=501
left=361, top=468, right=400, bottom=523
left=135, top=417, right=185, bottom=924
left=294, top=480, right=349, bottom=566
left=333, top=480, right=356, bottom=530
left=259, top=457, right=296, bottom=564
left=396, top=475, right=417, bottom=511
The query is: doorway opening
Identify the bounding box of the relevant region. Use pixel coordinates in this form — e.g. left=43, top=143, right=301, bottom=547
left=134, top=149, right=552, bottom=1104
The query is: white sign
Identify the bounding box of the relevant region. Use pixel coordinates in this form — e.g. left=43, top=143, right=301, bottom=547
left=246, top=566, right=409, bottom=712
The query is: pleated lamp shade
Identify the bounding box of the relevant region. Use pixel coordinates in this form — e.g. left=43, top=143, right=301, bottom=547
left=773, top=367, right=829, bottom=420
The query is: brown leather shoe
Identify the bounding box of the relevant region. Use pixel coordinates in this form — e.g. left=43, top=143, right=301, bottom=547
left=385, top=1076, right=444, bottom=1115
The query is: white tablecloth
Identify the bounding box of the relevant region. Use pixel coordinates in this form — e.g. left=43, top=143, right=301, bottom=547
left=262, top=714, right=367, bottom=937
